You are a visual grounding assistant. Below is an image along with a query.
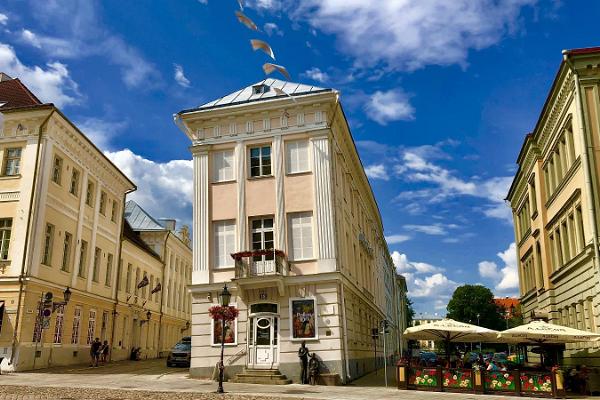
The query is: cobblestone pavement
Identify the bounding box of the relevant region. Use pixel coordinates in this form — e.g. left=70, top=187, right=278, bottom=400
left=0, top=359, right=595, bottom=400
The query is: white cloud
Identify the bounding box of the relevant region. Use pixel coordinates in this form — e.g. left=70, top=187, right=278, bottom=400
left=0, top=42, right=79, bottom=107
left=364, top=89, right=415, bottom=125
left=0, top=13, right=7, bottom=25
left=404, top=223, right=457, bottom=236
left=197, top=0, right=208, bottom=4
left=284, top=0, right=536, bottom=71
left=22, top=2, right=159, bottom=89
left=302, top=67, right=329, bottom=83
left=173, top=64, right=191, bottom=88
left=264, top=22, right=283, bottom=36
left=105, top=149, right=193, bottom=227
left=247, top=0, right=282, bottom=9
left=477, top=242, right=519, bottom=295
left=364, top=164, right=389, bottom=181
left=76, top=118, right=127, bottom=151
left=385, top=234, right=411, bottom=245
left=411, top=273, right=458, bottom=298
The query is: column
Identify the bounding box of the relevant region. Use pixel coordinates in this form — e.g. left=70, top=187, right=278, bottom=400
left=273, top=135, right=286, bottom=251
left=86, top=182, right=102, bottom=292
left=311, top=135, right=336, bottom=272
left=29, top=139, right=53, bottom=277
left=192, top=149, right=209, bottom=284
left=72, top=170, right=88, bottom=287
left=235, top=142, right=247, bottom=251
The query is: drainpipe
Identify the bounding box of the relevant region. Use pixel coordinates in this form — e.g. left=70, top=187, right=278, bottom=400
left=108, top=189, right=135, bottom=362
left=156, top=231, right=170, bottom=357
left=339, top=281, right=351, bottom=383
left=9, top=109, right=55, bottom=366
left=563, top=52, right=600, bottom=299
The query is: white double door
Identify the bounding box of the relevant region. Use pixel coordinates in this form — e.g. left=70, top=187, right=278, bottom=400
left=248, top=314, right=279, bottom=369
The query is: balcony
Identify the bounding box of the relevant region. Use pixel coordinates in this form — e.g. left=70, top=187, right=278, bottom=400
left=231, top=249, right=289, bottom=295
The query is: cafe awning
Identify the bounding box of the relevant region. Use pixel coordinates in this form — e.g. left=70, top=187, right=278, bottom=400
left=497, top=320, right=600, bottom=344
left=403, top=318, right=499, bottom=342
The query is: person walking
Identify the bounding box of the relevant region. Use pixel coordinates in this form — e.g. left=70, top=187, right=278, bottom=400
left=90, top=338, right=102, bottom=367
left=101, top=340, right=110, bottom=363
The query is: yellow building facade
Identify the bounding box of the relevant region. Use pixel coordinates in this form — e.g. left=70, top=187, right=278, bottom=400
left=507, top=48, right=600, bottom=366
left=0, top=75, right=191, bottom=371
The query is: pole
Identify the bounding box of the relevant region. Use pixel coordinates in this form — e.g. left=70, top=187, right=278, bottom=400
left=383, top=326, right=388, bottom=388
left=32, top=292, right=44, bottom=370
left=374, top=335, right=377, bottom=375
left=217, top=317, right=225, bottom=394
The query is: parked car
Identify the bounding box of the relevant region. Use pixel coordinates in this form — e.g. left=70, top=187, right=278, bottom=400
left=166, top=339, right=191, bottom=367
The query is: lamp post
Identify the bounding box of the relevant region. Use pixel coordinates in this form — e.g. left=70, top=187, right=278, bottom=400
left=32, top=287, right=71, bottom=370
left=476, top=313, right=481, bottom=351
left=381, top=319, right=389, bottom=388
left=217, top=284, right=231, bottom=394
left=371, top=328, right=379, bottom=375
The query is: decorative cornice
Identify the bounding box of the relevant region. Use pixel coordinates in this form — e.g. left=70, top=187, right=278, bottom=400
left=0, top=191, right=19, bottom=202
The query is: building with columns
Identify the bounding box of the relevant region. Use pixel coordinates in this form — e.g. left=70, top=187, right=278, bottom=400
left=0, top=74, right=191, bottom=371
left=176, top=79, right=406, bottom=383
left=506, top=47, right=600, bottom=366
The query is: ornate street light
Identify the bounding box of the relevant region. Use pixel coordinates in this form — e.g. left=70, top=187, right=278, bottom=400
left=63, top=287, right=72, bottom=303
left=217, top=284, right=231, bottom=394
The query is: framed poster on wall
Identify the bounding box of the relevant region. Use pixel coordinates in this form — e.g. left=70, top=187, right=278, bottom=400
left=210, top=304, right=238, bottom=346
left=290, top=298, right=318, bottom=340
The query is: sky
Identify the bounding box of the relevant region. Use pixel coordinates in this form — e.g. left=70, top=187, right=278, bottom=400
left=2, top=0, right=600, bottom=315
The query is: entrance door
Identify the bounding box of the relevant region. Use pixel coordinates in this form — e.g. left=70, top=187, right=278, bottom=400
left=249, top=315, right=278, bottom=368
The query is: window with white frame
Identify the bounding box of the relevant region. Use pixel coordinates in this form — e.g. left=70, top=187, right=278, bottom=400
left=86, top=309, right=96, bottom=345
left=286, top=140, right=309, bottom=174
left=0, top=218, right=12, bottom=260
left=92, top=247, right=101, bottom=282
left=288, top=212, right=314, bottom=260
left=3, top=148, right=22, bottom=176
left=69, top=169, right=80, bottom=196
left=71, top=306, right=81, bottom=344
left=53, top=304, right=65, bottom=344
left=249, top=146, right=271, bottom=177
left=42, top=223, right=54, bottom=265
left=61, top=232, right=72, bottom=272
left=111, top=200, right=118, bottom=222
left=251, top=218, right=274, bottom=261
left=105, top=253, right=113, bottom=287
left=212, top=150, right=234, bottom=182
left=86, top=181, right=94, bottom=206
left=78, top=240, right=88, bottom=278
left=214, top=220, right=236, bottom=268
left=99, top=191, right=107, bottom=215
left=52, top=155, right=63, bottom=184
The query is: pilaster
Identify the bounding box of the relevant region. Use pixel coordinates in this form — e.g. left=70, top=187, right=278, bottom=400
left=273, top=135, right=286, bottom=251
left=235, top=142, right=246, bottom=252
left=86, top=181, right=102, bottom=292
left=29, top=139, right=53, bottom=277
left=193, top=149, right=210, bottom=284
left=71, top=170, right=89, bottom=287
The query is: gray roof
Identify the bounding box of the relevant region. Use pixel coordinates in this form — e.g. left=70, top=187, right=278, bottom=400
left=124, top=200, right=166, bottom=231
left=183, top=79, right=332, bottom=113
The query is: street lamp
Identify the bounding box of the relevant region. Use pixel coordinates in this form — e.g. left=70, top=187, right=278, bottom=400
left=476, top=313, right=481, bottom=351
left=217, top=284, right=231, bottom=394
left=140, top=310, right=152, bottom=326
left=371, top=328, right=379, bottom=375
left=32, top=287, right=71, bottom=370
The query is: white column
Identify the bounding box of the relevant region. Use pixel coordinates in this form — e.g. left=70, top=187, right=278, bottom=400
left=311, top=135, right=337, bottom=272
left=71, top=170, right=89, bottom=287
left=192, top=149, right=210, bottom=284
left=29, top=139, right=53, bottom=277
left=273, top=135, right=286, bottom=251
left=235, top=142, right=246, bottom=251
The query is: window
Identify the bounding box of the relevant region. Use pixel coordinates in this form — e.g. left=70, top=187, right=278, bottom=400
left=71, top=306, right=81, bottom=344
left=86, top=310, right=96, bottom=345
left=0, top=218, right=12, bottom=260
left=110, top=200, right=118, bottom=222
left=61, top=232, right=72, bottom=272
left=249, top=146, right=271, bottom=177
left=252, top=84, right=269, bottom=95
left=42, top=223, right=54, bottom=265
left=286, top=141, right=309, bottom=174
left=213, top=150, right=234, bottom=182
left=78, top=240, right=88, bottom=278
left=297, top=113, right=305, bottom=126
left=99, top=191, right=107, bottom=215
left=288, top=212, right=314, bottom=260
left=246, top=121, right=253, bottom=134
left=52, top=156, right=63, bottom=184
left=69, top=169, right=80, bottom=196
left=101, top=311, right=109, bottom=340
left=53, top=305, right=65, bottom=344
left=251, top=218, right=274, bottom=261
left=85, top=181, right=95, bottom=206
left=214, top=220, right=236, bottom=268
left=126, top=263, right=132, bottom=293
left=3, top=148, right=22, bottom=176
left=105, top=253, right=113, bottom=287
left=92, top=247, right=101, bottom=282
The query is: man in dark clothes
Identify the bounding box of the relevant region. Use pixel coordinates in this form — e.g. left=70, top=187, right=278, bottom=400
left=298, top=341, right=309, bottom=384
left=90, top=338, right=101, bottom=367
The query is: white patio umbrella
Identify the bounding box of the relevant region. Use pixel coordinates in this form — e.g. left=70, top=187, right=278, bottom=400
left=404, top=318, right=499, bottom=343
left=497, top=320, right=600, bottom=344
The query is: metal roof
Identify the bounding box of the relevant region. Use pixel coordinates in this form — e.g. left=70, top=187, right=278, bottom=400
left=188, top=79, right=332, bottom=112
left=124, top=200, right=166, bottom=231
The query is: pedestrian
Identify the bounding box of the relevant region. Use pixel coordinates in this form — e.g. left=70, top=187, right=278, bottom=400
left=90, top=338, right=102, bottom=367
left=101, top=340, right=110, bottom=363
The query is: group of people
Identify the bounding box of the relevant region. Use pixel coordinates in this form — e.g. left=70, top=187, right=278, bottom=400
left=89, top=338, right=110, bottom=367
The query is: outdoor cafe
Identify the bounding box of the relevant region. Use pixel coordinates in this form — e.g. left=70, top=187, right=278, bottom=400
left=396, top=319, right=600, bottom=398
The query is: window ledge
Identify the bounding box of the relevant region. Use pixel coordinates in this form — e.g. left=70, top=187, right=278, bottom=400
left=286, top=171, right=312, bottom=177
left=212, top=179, right=236, bottom=185
left=290, top=258, right=317, bottom=263
left=549, top=244, right=592, bottom=284
left=0, top=174, right=21, bottom=180
left=213, top=266, right=235, bottom=270
left=248, top=175, right=274, bottom=181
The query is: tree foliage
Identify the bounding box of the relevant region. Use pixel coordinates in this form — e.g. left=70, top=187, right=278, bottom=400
left=405, top=297, right=416, bottom=327
left=446, top=285, right=505, bottom=330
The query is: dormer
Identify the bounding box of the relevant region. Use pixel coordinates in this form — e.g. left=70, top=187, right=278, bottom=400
left=252, top=84, right=270, bottom=95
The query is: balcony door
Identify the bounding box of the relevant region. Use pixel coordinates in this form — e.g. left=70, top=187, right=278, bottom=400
left=251, top=217, right=275, bottom=275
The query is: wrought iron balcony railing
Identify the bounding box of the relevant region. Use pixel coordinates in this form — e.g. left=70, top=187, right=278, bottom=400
left=231, top=249, right=289, bottom=279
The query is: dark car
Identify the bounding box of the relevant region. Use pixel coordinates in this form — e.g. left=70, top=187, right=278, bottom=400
left=166, top=340, right=191, bottom=367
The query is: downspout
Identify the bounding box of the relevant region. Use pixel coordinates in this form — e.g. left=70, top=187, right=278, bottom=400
left=340, top=281, right=351, bottom=384
left=156, top=231, right=170, bottom=357
left=109, top=189, right=135, bottom=362
left=9, top=109, right=55, bottom=366
left=563, top=52, right=600, bottom=295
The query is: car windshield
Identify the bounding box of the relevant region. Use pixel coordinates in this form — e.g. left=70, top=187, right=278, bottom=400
left=173, top=343, right=191, bottom=351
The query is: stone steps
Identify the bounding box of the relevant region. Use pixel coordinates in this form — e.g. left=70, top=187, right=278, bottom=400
left=230, top=368, right=292, bottom=385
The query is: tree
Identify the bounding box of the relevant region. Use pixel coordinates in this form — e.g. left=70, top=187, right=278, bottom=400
left=446, top=285, right=505, bottom=330
left=405, top=297, right=415, bottom=327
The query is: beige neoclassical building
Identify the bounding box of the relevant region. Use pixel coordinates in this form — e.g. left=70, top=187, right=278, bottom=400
left=177, top=79, right=407, bottom=383
left=507, top=47, right=600, bottom=366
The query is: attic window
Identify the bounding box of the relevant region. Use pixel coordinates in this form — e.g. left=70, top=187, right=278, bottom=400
left=252, top=84, right=270, bottom=95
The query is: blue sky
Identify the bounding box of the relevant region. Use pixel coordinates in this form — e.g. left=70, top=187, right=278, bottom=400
left=2, top=0, right=600, bottom=314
